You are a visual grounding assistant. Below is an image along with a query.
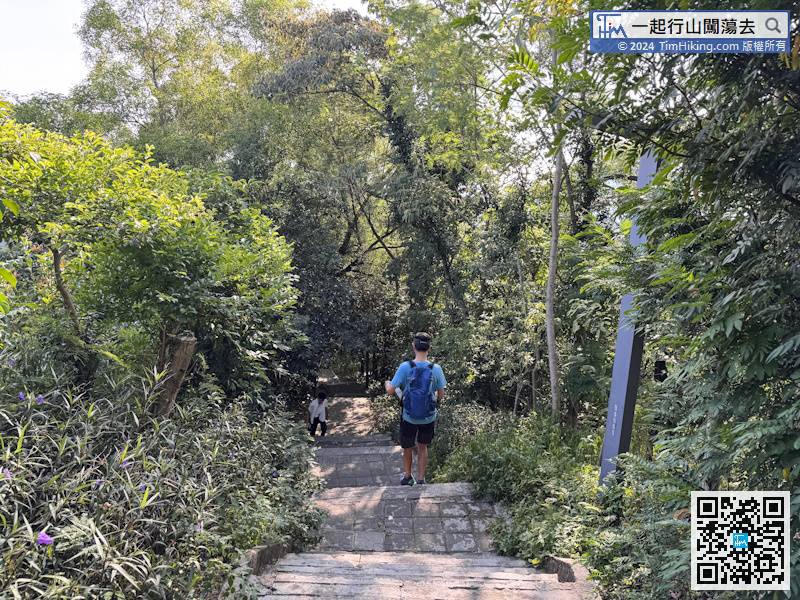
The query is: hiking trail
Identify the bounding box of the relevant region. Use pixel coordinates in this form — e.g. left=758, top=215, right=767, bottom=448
left=253, top=381, right=594, bottom=598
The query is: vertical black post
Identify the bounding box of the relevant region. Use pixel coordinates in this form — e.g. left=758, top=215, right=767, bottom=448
left=599, top=151, right=657, bottom=484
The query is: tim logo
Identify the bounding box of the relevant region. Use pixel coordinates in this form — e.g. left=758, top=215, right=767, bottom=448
left=731, top=532, right=749, bottom=549
left=595, top=13, right=628, bottom=38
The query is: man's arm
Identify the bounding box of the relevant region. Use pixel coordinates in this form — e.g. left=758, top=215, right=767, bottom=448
left=386, top=363, right=406, bottom=397
left=435, top=366, right=446, bottom=401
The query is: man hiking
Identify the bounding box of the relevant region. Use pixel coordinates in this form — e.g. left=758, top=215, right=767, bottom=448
left=384, top=332, right=446, bottom=486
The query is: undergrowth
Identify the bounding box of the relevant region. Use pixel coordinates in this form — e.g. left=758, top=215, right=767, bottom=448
left=431, top=407, right=799, bottom=599
left=0, top=375, right=322, bottom=598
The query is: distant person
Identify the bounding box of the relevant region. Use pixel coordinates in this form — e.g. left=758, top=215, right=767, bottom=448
left=308, top=392, right=328, bottom=437
left=384, top=332, right=446, bottom=486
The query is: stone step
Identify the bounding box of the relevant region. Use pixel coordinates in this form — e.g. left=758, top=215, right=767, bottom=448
left=313, top=444, right=404, bottom=488
left=258, top=552, right=581, bottom=599
left=261, top=584, right=580, bottom=599
left=315, top=434, right=393, bottom=448
left=273, top=567, right=557, bottom=583
left=315, top=444, right=401, bottom=459
left=313, top=448, right=402, bottom=484
left=316, top=481, right=476, bottom=502
left=322, top=382, right=367, bottom=396
left=260, top=590, right=578, bottom=600
left=313, top=484, right=499, bottom=553
left=280, top=552, right=533, bottom=569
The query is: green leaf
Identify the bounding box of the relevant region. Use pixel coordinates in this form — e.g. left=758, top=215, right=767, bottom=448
left=450, top=13, right=482, bottom=28
left=2, top=198, right=20, bottom=216
left=0, top=267, right=17, bottom=288
left=657, top=232, right=697, bottom=253
left=16, top=423, right=28, bottom=454
left=766, top=334, right=800, bottom=363
left=139, top=486, right=151, bottom=508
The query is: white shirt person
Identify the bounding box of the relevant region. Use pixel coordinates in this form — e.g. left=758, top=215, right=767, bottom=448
left=308, top=393, right=328, bottom=437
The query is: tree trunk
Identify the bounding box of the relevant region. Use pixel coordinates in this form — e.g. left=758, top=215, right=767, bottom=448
left=51, top=246, right=99, bottom=384
left=515, top=251, right=529, bottom=418
left=564, top=169, right=579, bottom=234
left=513, top=373, right=525, bottom=416
left=577, top=131, right=596, bottom=230
left=529, top=343, right=539, bottom=413
left=546, top=151, right=565, bottom=421
left=51, top=247, right=82, bottom=337
left=156, top=333, right=197, bottom=417
left=156, top=325, right=172, bottom=372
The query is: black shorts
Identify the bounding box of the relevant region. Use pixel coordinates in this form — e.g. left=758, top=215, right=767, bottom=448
left=400, top=418, right=436, bottom=448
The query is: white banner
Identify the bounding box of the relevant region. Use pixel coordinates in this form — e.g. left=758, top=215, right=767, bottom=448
left=592, top=11, right=790, bottom=40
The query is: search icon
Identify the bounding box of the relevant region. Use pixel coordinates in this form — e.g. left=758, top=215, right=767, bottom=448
left=765, top=17, right=782, bottom=34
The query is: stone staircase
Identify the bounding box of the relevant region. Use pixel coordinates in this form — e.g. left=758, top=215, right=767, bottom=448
left=314, top=433, right=393, bottom=448
left=313, top=436, right=401, bottom=487
left=254, top=397, right=593, bottom=598
left=260, top=552, right=581, bottom=599
left=314, top=481, right=498, bottom=553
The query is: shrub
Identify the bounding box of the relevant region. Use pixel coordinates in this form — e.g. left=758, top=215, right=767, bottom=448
left=427, top=401, right=509, bottom=480
left=435, top=410, right=800, bottom=599
left=0, top=114, right=300, bottom=398
left=0, top=375, right=322, bottom=598
left=367, top=381, right=401, bottom=439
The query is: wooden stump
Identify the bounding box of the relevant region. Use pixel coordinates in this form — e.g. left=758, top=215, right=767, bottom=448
left=156, top=333, right=197, bottom=417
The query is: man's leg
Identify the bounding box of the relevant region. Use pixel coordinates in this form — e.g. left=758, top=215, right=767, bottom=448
left=310, top=417, right=319, bottom=436
left=415, top=421, right=436, bottom=482
left=416, top=442, right=428, bottom=481
left=403, top=447, right=413, bottom=476
left=320, top=421, right=327, bottom=436
left=399, top=419, right=417, bottom=484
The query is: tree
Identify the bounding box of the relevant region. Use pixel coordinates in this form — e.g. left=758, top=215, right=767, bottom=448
left=545, top=150, right=564, bottom=418
left=77, top=0, right=306, bottom=167
left=0, top=115, right=297, bottom=401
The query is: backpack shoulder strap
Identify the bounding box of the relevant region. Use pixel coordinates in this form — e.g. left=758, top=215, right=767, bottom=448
left=428, top=363, right=434, bottom=370
left=408, top=360, right=416, bottom=369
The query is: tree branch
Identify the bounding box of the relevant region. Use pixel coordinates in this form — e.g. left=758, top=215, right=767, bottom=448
left=51, top=246, right=83, bottom=337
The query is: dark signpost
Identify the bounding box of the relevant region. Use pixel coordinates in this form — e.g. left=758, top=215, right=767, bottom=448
left=599, top=152, right=658, bottom=483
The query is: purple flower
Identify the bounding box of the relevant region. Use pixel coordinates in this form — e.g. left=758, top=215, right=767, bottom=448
left=18, top=391, right=25, bottom=402
left=35, top=394, right=44, bottom=405
left=7, top=358, right=16, bottom=367
left=93, top=479, right=104, bottom=489
left=271, top=469, right=279, bottom=479
left=138, top=483, right=147, bottom=492
left=2, top=467, right=11, bottom=481
left=120, top=458, right=132, bottom=470
left=36, top=531, right=54, bottom=546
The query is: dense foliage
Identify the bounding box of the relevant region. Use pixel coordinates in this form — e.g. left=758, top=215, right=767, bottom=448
left=0, top=107, right=318, bottom=596
left=0, top=378, right=321, bottom=597
left=0, top=112, right=299, bottom=398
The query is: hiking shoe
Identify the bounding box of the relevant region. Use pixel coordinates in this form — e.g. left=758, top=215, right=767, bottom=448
left=416, top=479, right=426, bottom=485
left=400, top=474, right=416, bottom=486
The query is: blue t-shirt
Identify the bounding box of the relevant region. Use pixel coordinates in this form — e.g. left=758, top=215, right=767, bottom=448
left=391, top=360, right=446, bottom=425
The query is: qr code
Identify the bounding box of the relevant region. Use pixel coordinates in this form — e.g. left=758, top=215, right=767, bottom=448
left=691, top=491, right=790, bottom=590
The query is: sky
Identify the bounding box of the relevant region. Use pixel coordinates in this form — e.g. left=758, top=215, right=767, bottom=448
left=0, top=0, right=367, bottom=99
